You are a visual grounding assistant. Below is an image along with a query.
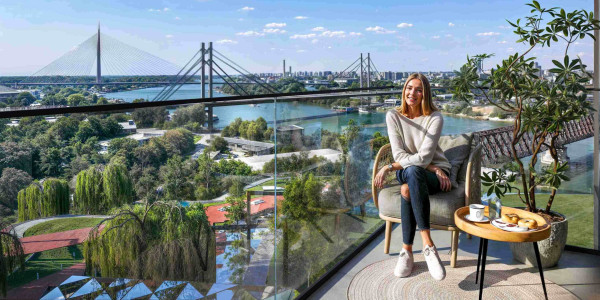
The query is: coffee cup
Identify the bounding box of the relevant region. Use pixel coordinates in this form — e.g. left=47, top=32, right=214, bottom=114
left=469, top=204, right=485, bottom=221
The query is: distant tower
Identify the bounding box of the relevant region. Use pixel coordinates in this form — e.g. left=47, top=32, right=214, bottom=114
left=289, top=66, right=292, bottom=77
left=96, top=23, right=101, bottom=84
left=283, top=59, right=286, bottom=77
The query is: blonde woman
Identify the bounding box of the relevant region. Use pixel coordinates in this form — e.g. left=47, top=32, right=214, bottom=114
left=374, top=73, right=451, bottom=280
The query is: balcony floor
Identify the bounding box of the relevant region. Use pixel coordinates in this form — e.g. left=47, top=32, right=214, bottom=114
left=309, top=223, right=600, bottom=300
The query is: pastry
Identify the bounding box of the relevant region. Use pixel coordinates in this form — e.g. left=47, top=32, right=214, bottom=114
left=518, top=218, right=538, bottom=230
left=501, top=213, right=519, bottom=224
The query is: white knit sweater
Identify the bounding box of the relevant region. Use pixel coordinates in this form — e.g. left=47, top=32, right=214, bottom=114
left=385, top=110, right=451, bottom=173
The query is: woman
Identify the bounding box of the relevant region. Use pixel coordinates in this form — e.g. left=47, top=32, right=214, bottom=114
left=374, top=73, right=452, bottom=281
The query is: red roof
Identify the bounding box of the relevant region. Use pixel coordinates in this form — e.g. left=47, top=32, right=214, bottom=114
left=205, top=195, right=284, bottom=225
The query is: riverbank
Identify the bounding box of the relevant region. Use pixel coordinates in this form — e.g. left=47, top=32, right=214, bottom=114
left=440, top=105, right=515, bottom=123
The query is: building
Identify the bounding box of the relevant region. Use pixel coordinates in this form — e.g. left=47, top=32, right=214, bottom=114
left=0, top=86, right=20, bottom=102
left=118, top=120, right=137, bottom=134
left=217, top=136, right=275, bottom=156
left=276, top=124, right=304, bottom=150
left=384, top=98, right=402, bottom=106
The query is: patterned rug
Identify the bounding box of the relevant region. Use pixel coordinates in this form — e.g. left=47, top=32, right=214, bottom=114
left=348, top=254, right=575, bottom=300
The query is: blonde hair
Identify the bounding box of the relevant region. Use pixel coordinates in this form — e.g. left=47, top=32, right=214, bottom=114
left=397, top=73, right=437, bottom=117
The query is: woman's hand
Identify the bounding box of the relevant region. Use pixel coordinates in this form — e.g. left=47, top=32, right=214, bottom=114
left=435, top=169, right=452, bottom=192
left=374, top=167, right=390, bottom=189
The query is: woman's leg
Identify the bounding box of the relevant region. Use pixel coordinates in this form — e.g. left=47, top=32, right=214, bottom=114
left=397, top=170, right=417, bottom=252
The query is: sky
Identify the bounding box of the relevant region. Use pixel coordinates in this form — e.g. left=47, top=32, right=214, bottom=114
left=0, top=0, right=595, bottom=75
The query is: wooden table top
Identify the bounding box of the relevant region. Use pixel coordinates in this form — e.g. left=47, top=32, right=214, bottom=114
left=454, top=206, right=551, bottom=243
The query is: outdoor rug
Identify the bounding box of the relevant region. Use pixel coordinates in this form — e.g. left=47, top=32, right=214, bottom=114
left=348, top=254, right=576, bottom=300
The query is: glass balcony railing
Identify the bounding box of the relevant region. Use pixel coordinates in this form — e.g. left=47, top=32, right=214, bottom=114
left=0, top=85, right=597, bottom=299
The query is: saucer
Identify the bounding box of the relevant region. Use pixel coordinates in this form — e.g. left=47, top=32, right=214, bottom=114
left=465, top=214, right=489, bottom=223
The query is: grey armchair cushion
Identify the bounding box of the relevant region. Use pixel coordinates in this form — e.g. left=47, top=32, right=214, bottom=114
left=378, top=183, right=466, bottom=227
left=438, top=133, right=473, bottom=188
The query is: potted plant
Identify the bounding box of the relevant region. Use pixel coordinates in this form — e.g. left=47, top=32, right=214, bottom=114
left=452, top=1, right=599, bottom=267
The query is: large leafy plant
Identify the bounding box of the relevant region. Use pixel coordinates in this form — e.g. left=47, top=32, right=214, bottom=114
left=452, top=1, right=599, bottom=216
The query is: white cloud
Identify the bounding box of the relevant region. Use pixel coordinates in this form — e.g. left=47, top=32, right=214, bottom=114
left=148, top=8, right=170, bottom=12
left=498, top=25, right=511, bottom=29
left=295, top=16, right=308, bottom=20
left=349, top=32, right=362, bottom=36
left=448, top=22, right=455, bottom=27
left=476, top=32, right=500, bottom=36
left=445, top=34, right=453, bottom=38
left=577, top=52, right=585, bottom=57
left=328, top=46, right=332, bottom=49
left=311, top=39, right=319, bottom=44
left=216, top=39, right=238, bottom=44
left=236, top=31, right=265, bottom=36
left=263, top=28, right=286, bottom=34
left=174, top=16, right=181, bottom=20
left=497, top=40, right=507, bottom=44
left=507, top=47, right=514, bottom=52
left=297, top=49, right=306, bottom=53
left=240, top=6, right=254, bottom=11
left=431, top=35, right=440, bottom=39
left=238, top=18, right=244, bottom=21
left=165, top=34, right=174, bottom=38
left=312, top=26, right=326, bottom=32
left=290, top=33, right=317, bottom=39
left=397, top=23, right=413, bottom=28
left=366, top=26, right=395, bottom=34
left=265, top=22, right=286, bottom=28
left=321, top=30, right=346, bottom=38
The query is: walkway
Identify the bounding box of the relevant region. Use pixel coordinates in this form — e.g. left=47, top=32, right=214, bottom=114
left=11, top=215, right=108, bottom=238
left=20, top=226, right=103, bottom=255
left=3, top=263, right=85, bottom=300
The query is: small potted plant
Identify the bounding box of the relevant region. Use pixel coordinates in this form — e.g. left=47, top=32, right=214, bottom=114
left=452, top=1, right=599, bottom=267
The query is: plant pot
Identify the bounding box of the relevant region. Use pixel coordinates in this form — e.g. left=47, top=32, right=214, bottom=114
left=509, top=210, right=567, bottom=268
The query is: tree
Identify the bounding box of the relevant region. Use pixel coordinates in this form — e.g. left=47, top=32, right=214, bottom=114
left=195, top=153, right=220, bottom=200
left=0, top=168, right=32, bottom=209
left=108, top=138, right=139, bottom=167
left=17, top=183, right=43, bottom=221
left=163, top=129, right=195, bottom=156
left=49, top=117, right=80, bottom=141
left=132, top=106, right=168, bottom=128
left=210, top=136, right=228, bottom=153
left=41, top=178, right=69, bottom=217
left=215, top=159, right=253, bottom=176
left=39, top=147, right=64, bottom=177
left=160, top=156, right=195, bottom=201
left=224, top=196, right=246, bottom=225
left=67, top=93, right=86, bottom=106
left=84, top=202, right=215, bottom=283
left=0, top=220, right=24, bottom=297
left=16, top=92, right=36, bottom=106
left=103, top=163, right=134, bottom=209
left=0, top=142, right=32, bottom=175
left=172, top=104, right=206, bottom=128
left=74, top=166, right=104, bottom=214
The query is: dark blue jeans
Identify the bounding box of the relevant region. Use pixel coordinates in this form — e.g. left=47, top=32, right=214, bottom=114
left=396, top=166, right=443, bottom=245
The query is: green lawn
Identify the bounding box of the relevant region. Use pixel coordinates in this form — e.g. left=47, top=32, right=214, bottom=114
left=247, top=179, right=288, bottom=192
left=23, top=218, right=104, bottom=237
left=500, top=193, right=593, bottom=249
left=8, top=245, right=84, bottom=290
left=203, top=201, right=227, bottom=207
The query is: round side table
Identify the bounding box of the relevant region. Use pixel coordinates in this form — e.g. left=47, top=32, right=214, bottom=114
left=454, top=206, right=551, bottom=300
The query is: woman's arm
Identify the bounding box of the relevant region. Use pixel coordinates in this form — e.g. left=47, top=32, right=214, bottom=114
left=427, top=164, right=451, bottom=192
left=386, top=111, right=412, bottom=163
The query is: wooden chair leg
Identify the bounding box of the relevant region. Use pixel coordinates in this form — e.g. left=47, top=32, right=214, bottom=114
left=384, top=220, right=392, bottom=254
left=451, top=229, right=459, bottom=268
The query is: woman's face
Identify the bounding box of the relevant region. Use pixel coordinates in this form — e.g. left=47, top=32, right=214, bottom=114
left=404, top=78, right=424, bottom=109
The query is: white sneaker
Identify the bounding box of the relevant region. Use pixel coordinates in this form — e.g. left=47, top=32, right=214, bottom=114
left=423, top=245, right=446, bottom=281
left=394, top=248, right=414, bottom=277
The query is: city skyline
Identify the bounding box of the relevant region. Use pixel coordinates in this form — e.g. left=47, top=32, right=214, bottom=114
left=0, top=0, right=595, bottom=75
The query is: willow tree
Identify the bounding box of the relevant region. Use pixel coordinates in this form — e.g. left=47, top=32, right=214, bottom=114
left=0, top=221, right=24, bottom=297
left=42, top=178, right=70, bottom=217
left=17, top=183, right=43, bottom=222
left=74, top=166, right=104, bottom=214
left=84, top=202, right=215, bottom=283
left=102, top=163, right=134, bottom=209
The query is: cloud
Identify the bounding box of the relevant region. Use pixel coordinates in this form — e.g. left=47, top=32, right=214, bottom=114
left=312, top=26, right=326, bottom=32
left=448, top=22, right=455, bottom=27
left=397, top=23, right=413, bottom=28
left=263, top=28, right=286, bottom=34
left=297, top=49, right=306, bottom=53
left=236, top=31, right=265, bottom=36
left=165, top=34, right=174, bottom=38
left=349, top=32, right=362, bottom=36
left=290, top=33, right=317, bottom=39
left=431, top=35, right=440, bottom=39
left=476, top=32, right=500, bottom=36
left=497, top=40, right=507, bottom=44
left=311, top=39, right=319, bottom=44
left=216, top=39, right=238, bottom=44
left=295, top=16, right=308, bottom=20
left=239, top=6, right=254, bottom=11
left=328, top=46, right=332, bottom=49
left=498, top=25, right=511, bottom=29
left=445, top=34, right=453, bottom=38
left=265, top=22, right=286, bottom=28
left=149, top=7, right=170, bottom=12
left=321, top=30, right=346, bottom=38
left=174, top=16, right=181, bottom=20
left=366, top=26, right=395, bottom=34
left=577, top=52, right=585, bottom=57
left=507, top=47, right=514, bottom=52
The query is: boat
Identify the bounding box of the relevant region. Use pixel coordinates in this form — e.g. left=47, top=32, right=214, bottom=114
left=358, top=105, right=374, bottom=114
left=335, top=106, right=358, bottom=113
